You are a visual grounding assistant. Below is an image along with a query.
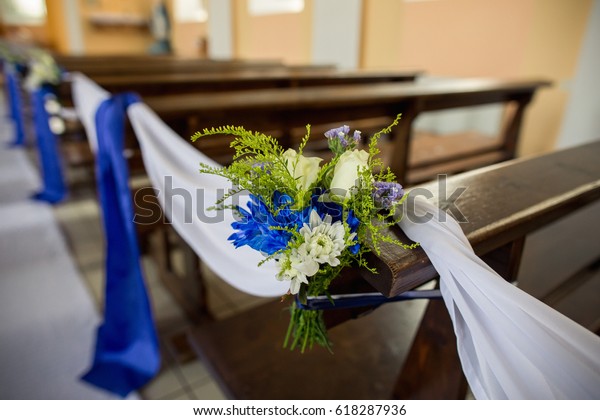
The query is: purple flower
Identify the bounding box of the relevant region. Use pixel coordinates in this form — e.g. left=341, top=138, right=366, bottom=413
left=324, top=125, right=350, bottom=140
left=372, top=181, right=404, bottom=209
left=353, top=130, right=361, bottom=142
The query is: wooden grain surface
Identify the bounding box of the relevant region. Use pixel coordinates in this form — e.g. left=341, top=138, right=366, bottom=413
left=365, top=140, right=600, bottom=297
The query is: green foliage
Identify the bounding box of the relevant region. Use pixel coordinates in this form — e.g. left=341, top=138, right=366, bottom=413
left=193, top=125, right=298, bottom=209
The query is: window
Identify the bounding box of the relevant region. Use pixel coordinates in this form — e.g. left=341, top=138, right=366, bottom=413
left=174, top=0, right=208, bottom=23
left=0, top=0, right=47, bottom=25
left=248, top=0, right=304, bottom=16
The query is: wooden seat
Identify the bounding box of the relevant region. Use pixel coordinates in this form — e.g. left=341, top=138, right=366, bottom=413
left=189, top=295, right=430, bottom=399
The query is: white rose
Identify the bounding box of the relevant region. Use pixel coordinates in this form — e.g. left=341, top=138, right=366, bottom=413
left=283, top=149, right=322, bottom=191
left=330, top=149, right=369, bottom=199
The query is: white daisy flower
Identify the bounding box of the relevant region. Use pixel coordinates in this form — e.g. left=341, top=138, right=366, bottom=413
left=299, top=210, right=350, bottom=267
left=276, top=210, right=356, bottom=295
left=276, top=246, right=319, bottom=294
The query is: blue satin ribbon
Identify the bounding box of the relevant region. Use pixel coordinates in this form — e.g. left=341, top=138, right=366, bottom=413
left=31, top=85, right=67, bottom=203
left=297, top=289, right=442, bottom=311
left=82, top=93, right=160, bottom=397
left=4, top=63, right=25, bottom=147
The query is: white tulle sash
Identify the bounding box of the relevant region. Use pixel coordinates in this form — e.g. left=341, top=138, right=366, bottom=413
left=399, top=198, right=600, bottom=399
left=127, top=103, right=289, bottom=297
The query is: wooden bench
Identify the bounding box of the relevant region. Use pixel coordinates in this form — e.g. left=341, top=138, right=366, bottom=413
left=141, top=78, right=549, bottom=184
left=57, top=77, right=548, bottom=323
left=55, top=69, right=421, bottom=174
left=53, top=71, right=422, bottom=322
left=187, top=140, right=600, bottom=399
left=55, top=55, right=290, bottom=76
left=57, top=68, right=421, bottom=97
left=59, top=75, right=545, bottom=188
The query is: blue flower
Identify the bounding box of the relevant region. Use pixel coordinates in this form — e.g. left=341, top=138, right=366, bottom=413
left=229, top=193, right=308, bottom=255
left=230, top=191, right=362, bottom=257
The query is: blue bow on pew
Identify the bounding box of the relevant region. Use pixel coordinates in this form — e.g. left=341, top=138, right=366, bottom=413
left=82, top=93, right=161, bottom=397
left=31, top=85, right=67, bottom=203
left=4, top=63, right=25, bottom=147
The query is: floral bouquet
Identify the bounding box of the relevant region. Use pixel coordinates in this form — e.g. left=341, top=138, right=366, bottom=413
left=22, top=48, right=61, bottom=92
left=193, top=116, right=416, bottom=352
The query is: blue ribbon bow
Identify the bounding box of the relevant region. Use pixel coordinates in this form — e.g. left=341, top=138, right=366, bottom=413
left=82, top=93, right=161, bottom=397
left=31, top=85, right=67, bottom=203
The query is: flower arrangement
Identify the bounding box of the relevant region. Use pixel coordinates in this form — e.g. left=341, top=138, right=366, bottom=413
left=22, top=48, right=61, bottom=92
left=0, top=42, right=61, bottom=91
left=192, top=116, right=417, bottom=352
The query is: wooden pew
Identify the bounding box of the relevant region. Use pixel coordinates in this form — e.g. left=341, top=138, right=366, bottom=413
left=55, top=56, right=289, bottom=76
left=57, top=68, right=421, bottom=96
left=55, top=77, right=548, bottom=324
left=54, top=71, right=424, bottom=325
left=55, top=77, right=547, bottom=317
left=141, top=78, right=549, bottom=184
left=56, top=69, right=421, bottom=186
left=187, top=140, right=600, bottom=399
left=59, top=77, right=546, bottom=313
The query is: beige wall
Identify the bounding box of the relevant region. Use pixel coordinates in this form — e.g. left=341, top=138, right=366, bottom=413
left=166, top=0, right=208, bottom=57
left=361, top=0, right=594, bottom=156
left=46, top=0, right=208, bottom=57
left=2, top=24, right=50, bottom=48
left=232, top=0, right=312, bottom=64
left=78, top=0, right=154, bottom=55
left=169, top=20, right=208, bottom=57
left=45, top=1, right=70, bottom=53
left=518, top=0, right=593, bottom=155
left=45, top=0, right=154, bottom=55
left=360, top=0, right=405, bottom=70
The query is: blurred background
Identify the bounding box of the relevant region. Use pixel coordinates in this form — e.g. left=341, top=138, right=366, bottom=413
left=0, top=0, right=598, bottom=158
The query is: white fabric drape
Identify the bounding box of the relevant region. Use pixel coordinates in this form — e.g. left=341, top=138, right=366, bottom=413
left=127, top=103, right=289, bottom=297
left=71, top=72, right=109, bottom=154
left=71, top=73, right=286, bottom=296
left=399, top=198, right=600, bottom=399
